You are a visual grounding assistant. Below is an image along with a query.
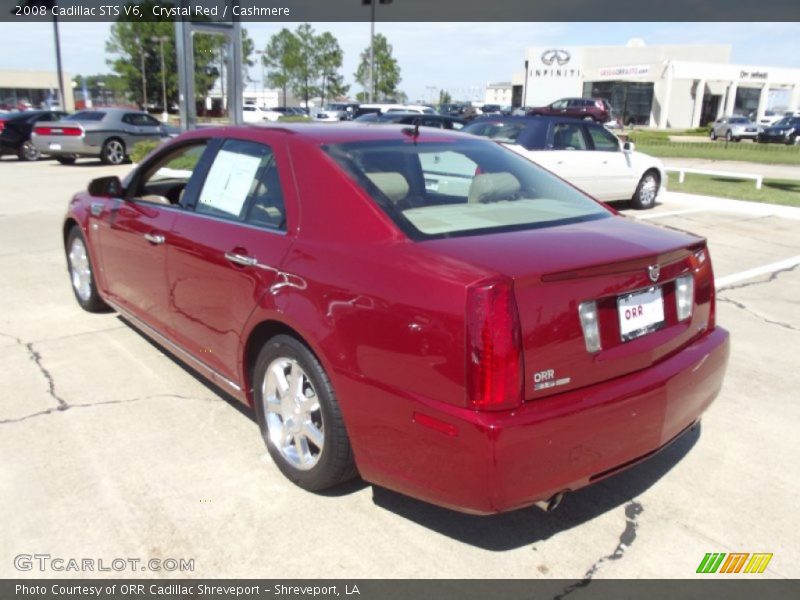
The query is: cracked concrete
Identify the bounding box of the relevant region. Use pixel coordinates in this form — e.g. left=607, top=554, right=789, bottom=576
left=554, top=501, right=644, bottom=598
left=2, top=163, right=799, bottom=579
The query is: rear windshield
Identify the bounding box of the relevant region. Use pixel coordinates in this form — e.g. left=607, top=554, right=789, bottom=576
left=461, top=120, right=528, bottom=143
left=324, top=138, right=610, bottom=240
left=65, top=111, right=106, bottom=121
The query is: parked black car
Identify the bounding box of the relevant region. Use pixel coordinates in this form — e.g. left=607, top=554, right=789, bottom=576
left=0, top=110, right=68, bottom=161
left=757, top=116, right=800, bottom=145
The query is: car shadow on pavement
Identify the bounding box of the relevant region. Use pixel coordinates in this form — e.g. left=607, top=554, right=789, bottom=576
left=370, top=425, right=700, bottom=551
left=117, top=312, right=699, bottom=546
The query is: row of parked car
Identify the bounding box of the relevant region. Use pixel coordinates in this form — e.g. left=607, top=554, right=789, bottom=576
left=710, top=114, right=800, bottom=144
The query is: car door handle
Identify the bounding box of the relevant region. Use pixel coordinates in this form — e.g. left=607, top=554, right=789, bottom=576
left=225, top=251, right=258, bottom=267
left=144, top=232, right=165, bottom=245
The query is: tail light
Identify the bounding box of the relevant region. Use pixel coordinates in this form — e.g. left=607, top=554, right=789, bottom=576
left=466, top=277, right=523, bottom=411
left=578, top=301, right=602, bottom=353
left=0, top=121, right=5, bottom=133
left=34, top=126, right=82, bottom=136
left=689, top=245, right=715, bottom=331
left=675, top=274, right=694, bottom=321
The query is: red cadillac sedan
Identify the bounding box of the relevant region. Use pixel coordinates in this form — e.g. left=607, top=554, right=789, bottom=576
left=63, top=123, right=729, bottom=514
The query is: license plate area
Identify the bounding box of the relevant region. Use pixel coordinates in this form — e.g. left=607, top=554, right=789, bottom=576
left=617, top=286, right=665, bottom=342
left=49, top=143, right=62, bottom=151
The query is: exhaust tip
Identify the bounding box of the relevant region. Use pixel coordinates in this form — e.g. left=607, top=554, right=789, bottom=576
left=534, top=492, right=565, bottom=512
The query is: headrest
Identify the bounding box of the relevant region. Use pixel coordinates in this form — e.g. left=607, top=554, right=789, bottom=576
left=467, top=172, right=521, bottom=204
left=365, top=172, right=410, bottom=204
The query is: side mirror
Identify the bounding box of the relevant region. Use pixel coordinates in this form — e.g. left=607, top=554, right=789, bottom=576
left=88, top=176, right=123, bottom=198
left=623, top=141, right=635, bottom=152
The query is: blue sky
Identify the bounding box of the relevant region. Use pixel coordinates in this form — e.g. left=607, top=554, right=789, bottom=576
left=0, top=22, right=798, bottom=102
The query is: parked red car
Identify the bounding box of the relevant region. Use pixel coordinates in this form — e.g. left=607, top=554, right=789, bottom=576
left=63, top=124, right=729, bottom=514
left=528, top=97, right=612, bottom=122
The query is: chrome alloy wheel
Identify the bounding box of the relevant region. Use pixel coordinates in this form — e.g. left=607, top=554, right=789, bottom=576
left=68, top=237, right=92, bottom=302
left=105, top=140, right=125, bottom=164
left=638, top=174, right=658, bottom=206
left=262, top=357, right=324, bottom=470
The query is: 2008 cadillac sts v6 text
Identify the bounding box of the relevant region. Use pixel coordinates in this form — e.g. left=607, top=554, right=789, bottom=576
left=63, top=124, right=729, bottom=514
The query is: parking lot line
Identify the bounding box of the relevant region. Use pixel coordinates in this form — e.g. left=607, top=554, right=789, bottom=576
left=634, top=208, right=709, bottom=220
left=715, top=255, right=800, bottom=290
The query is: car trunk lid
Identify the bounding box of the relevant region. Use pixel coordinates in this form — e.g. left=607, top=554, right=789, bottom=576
left=423, top=215, right=715, bottom=401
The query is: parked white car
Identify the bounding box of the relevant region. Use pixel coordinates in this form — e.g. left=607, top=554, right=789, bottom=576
left=463, top=116, right=665, bottom=209
left=243, top=105, right=282, bottom=123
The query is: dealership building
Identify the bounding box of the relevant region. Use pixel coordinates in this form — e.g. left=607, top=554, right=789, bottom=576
left=499, top=40, right=800, bottom=128
left=0, top=70, right=75, bottom=111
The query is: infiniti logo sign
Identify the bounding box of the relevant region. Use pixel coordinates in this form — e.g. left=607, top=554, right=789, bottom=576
left=648, top=264, right=661, bottom=283
left=541, top=49, right=571, bottom=66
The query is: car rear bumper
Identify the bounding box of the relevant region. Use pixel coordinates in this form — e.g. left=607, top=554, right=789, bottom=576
left=31, top=134, right=98, bottom=156
left=350, top=327, right=729, bottom=514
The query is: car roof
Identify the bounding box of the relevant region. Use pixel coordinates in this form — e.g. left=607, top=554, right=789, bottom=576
left=471, top=115, right=589, bottom=125
left=181, top=122, right=468, bottom=145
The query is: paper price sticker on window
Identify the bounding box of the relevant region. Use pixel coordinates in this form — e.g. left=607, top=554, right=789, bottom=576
left=198, top=149, right=262, bottom=217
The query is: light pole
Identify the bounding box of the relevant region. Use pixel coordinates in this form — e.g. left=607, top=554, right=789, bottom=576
left=362, top=0, right=393, bottom=103
left=137, top=36, right=148, bottom=111
left=152, top=35, right=170, bottom=122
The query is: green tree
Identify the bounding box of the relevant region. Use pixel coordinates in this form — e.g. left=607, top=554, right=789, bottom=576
left=439, top=89, right=452, bottom=105
left=262, top=28, right=300, bottom=106
left=106, top=3, right=221, bottom=108
left=316, top=32, right=348, bottom=105
left=292, top=23, right=321, bottom=109
left=241, top=28, right=255, bottom=85
left=354, top=34, right=401, bottom=101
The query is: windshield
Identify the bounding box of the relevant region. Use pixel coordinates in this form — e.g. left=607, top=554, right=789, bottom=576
left=774, top=117, right=800, bottom=127
left=729, top=117, right=749, bottom=124
left=461, top=120, right=527, bottom=143
left=324, top=138, right=610, bottom=240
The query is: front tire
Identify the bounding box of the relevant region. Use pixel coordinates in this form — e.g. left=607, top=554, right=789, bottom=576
left=725, top=130, right=733, bottom=142
left=66, top=227, right=108, bottom=312
left=709, top=130, right=717, bottom=140
left=18, top=141, right=40, bottom=161
left=253, top=335, right=357, bottom=491
left=100, top=138, right=126, bottom=165
left=632, top=170, right=660, bottom=210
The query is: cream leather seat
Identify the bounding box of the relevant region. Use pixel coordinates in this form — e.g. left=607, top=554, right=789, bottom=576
left=467, top=172, right=521, bottom=204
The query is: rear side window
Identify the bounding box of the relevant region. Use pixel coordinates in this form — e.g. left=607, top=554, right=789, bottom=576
left=123, top=113, right=160, bottom=126
left=65, top=111, right=106, bottom=121
left=551, top=123, right=588, bottom=150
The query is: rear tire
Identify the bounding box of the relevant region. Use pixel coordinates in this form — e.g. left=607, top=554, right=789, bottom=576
left=253, top=335, right=357, bottom=492
left=65, top=227, right=108, bottom=312
left=632, top=170, right=660, bottom=210
left=100, top=138, right=126, bottom=165
left=18, top=141, right=40, bottom=161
